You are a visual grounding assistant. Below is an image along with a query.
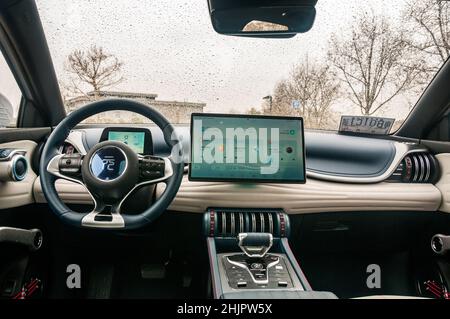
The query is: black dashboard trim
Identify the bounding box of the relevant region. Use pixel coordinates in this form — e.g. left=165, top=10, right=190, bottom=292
left=67, top=125, right=431, bottom=184
left=305, top=132, right=397, bottom=178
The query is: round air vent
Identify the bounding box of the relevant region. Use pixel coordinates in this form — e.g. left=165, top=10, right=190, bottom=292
left=11, top=155, right=28, bottom=181
left=401, top=152, right=439, bottom=183
left=0, top=150, right=29, bottom=182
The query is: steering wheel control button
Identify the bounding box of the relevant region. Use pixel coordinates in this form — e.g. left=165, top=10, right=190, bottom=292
left=59, top=154, right=82, bottom=176
left=90, top=146, right=127, bottom=182
left=139, top=156, right=165, bottom=180
left=237, top=281, right=247, bottom=288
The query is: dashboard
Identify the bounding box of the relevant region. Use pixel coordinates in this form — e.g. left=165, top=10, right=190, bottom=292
left=67, top=125, right=439, bottom=184
left=32, top=123, right=443, bottom=214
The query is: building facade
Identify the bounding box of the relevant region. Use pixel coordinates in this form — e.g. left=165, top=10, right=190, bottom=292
left=65, top=91, right=205, bottom=124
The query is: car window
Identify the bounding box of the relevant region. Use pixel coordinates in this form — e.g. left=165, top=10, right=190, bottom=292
left=0, top=51, right=21, bottom=127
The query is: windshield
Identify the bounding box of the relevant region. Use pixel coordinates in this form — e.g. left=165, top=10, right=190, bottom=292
left=36, top=0, right=449, bottom=131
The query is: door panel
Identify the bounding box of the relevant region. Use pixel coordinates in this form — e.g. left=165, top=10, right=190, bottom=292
left=0, top=140, right=37, bottom=209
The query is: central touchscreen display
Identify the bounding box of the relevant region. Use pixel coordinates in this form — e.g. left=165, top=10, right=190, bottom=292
left=189, top=114, right=305, bottom=183
left=108, top=131, right=146, bottom=154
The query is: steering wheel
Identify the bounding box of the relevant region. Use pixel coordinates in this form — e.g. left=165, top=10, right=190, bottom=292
left=39, top=99, right=184, bottom=230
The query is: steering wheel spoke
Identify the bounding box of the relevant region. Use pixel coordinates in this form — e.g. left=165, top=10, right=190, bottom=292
left=81, top=202, right=125, bottom=228
left=114, top=156, right=173, bottom=213
left=47, top=153, right=84, bottom=184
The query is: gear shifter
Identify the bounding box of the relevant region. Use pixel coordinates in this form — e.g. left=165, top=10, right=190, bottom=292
left=238, top=233, right=273, bottom=257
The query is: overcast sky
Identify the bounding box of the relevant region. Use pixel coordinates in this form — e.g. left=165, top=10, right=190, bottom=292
left=1, top=0, right=417, bottom=121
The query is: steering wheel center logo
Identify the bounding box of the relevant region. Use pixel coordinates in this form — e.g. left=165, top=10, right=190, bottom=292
left=90, top=147, right=127, bottom=181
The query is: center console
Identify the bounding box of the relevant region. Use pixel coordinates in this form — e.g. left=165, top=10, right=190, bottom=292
left=204, top=208, right=337, bottom=299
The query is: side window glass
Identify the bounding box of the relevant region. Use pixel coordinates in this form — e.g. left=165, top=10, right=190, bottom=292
left=0, top=51, right=21, bottom=127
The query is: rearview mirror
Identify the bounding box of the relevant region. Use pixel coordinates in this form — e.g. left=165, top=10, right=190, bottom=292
left=0, top=93, right=13, bottom=128
left=208, top=0, right=317, bottom=38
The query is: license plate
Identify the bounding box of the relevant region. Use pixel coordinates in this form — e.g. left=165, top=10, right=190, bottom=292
left=339, top=116, right=394, bottom=135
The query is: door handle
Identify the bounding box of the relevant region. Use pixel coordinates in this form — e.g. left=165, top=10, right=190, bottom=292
left=0, top=227, right=42, bottom=251
left=431, top=234, right=450, bottom=255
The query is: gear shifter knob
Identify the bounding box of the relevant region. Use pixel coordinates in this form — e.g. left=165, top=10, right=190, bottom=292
left=238, top=233, right=273, bottom=258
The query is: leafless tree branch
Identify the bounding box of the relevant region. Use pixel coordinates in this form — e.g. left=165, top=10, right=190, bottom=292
left=64, top=45, right=124, bottom=98
left=261, top=59, right=341, bottom=129
left=328, top=12, right=421, bottom=116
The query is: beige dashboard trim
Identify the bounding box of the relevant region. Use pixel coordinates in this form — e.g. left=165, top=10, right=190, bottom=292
left=34, top=175, right=441, bottom=214
left=156, top=177, right=441, bottom=214
left=0, top=140, right=37, bottom=210
left=434, top=154, right=450, bottom=213
left=159, top=176, right=446, bottom=215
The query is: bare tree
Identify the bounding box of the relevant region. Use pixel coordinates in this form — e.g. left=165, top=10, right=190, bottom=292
left=267, top=60, right=340, bottom=129
left=65, top=45, right=124, bottom=97
left=403, top=0, right=450, bottom=76
left=329, top=13, right=421, bottom=116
